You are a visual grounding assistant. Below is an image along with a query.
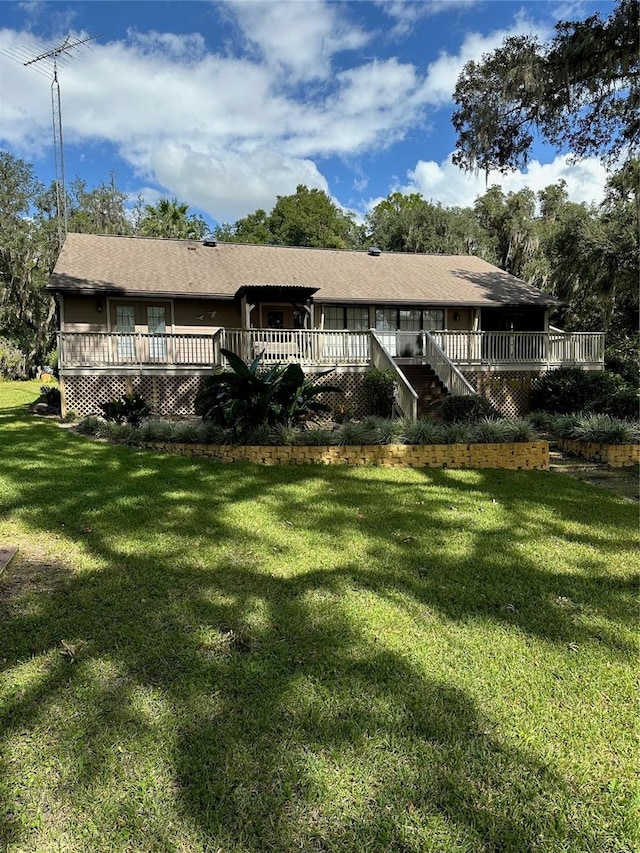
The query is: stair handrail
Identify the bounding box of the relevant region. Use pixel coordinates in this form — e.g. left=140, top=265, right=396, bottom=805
left=370, top=330, right=418, bottom=421
left=423, top=331, right=476, bottom=397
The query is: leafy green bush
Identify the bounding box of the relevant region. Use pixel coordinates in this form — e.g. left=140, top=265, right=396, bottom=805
left=439, top=395, right=497, bottom=423
left=440, top=422, right=474, bottom=444
left=361, top=416, right=407, bottom=445
left=99, top=393, right=151, bottom=427
left=605, top=334, right=640, bottom=386
left=362, top=369, right=396, bottom=417
left=530, top=367, right=636, bottom=416
left=0, top=337, right=25, bottom=379
left=195, top=350, right=338, bottom=439
left=39, top=385, right=61, bottom=412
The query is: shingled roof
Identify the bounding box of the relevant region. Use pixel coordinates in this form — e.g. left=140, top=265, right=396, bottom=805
left=49, top=233, right=559, bottom=307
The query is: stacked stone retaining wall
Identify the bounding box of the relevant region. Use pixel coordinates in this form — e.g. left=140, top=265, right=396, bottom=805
left=139, top=441, right=549, bottom=470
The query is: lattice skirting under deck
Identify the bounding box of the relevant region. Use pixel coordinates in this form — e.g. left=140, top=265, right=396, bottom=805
left=61, top=371, right=370, bottom=420
left=461, top=370, right=545, bottom=418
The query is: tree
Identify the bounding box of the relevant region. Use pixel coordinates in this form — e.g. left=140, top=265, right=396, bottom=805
left=215, top=209, right=273, bottom=244
left=67, top=174, right=133, bottom=235
left=268, top=185, right=356, bottom=248
left=366, top=192, right=493, bottom=258
left=138, top=197, right=208, bottom=240
left=452, top=0, right=639, bottom=174
left=214, top=185, right=358, bottom=249
left=0, top=153, right=59, bottom=366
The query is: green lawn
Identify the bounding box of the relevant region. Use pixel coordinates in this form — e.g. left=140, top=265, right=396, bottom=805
left=0, top=381, right=637, bottom=853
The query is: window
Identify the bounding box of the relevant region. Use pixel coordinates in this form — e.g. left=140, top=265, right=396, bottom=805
left=375, top=308, right=397, bottom=332
left=324, top=306, right=369, bottom=330
left=346, top=307, right=369, bottom=330
left=376, top=308, right=445, bottom=331
left=116, top=304, right=135, bottom=360
left=147, top=306, right=167, bottom=360
left=423, top=309, right=444, bottom=331
left=398, top=309, right=421, bottom=331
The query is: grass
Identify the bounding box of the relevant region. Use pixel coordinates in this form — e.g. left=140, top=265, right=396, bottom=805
left=0, top=380, right=637, bottom=853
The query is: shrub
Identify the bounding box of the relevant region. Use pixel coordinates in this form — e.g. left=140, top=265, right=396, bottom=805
left=403, top=417, right=444, bottom=445
left=504, top=419, right=537, bottom=442
left=39, top=385, right=61, bottom=412
left=77, top=416, right=101, bottom=436
left=0, top=337, right=25, bottom=379
left=331, top=400, right=353, bottom=424
left=362, top=369, right=396, bottom=417
left=270, top=424, right=301, bottom=446
left=302, top=428, right=336, bottom=446
left=439, top=395, right=497, bottom=423
left=603, top=387, right=639, bottom=420
left=530, top=367, right=634, bottom=415
left=195, top=350, right=338, bottom=439
left=99, top=393, right=151, bottom=427
left=469, top=417, right=514, bottom=443
left=440, top=422, right=474, bottom=444
left=361, top=416, right=407, bottom=445
left=336, top=422, right=372, bottom=445
left=569, top=414, right=639, bottom=445
left=605, top=333, right=640, bottom=386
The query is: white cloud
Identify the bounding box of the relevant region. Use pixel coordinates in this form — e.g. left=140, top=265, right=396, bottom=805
left=377, top=0, right=480, bottom=38
left=145, top=142, right=329, bottom=222
left=401, top=153, right=609, bottom=208
left=229, top=0, right=369, bottom=82
left=420, top=13, right=551, bottom=107
left=0, top=2, right=604, bottom=227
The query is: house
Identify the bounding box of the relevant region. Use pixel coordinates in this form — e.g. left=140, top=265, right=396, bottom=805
left=48, top=233, right=604, bottom=420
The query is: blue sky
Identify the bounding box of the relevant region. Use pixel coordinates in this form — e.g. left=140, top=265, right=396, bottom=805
left=0, top=0, right=615, bottom=229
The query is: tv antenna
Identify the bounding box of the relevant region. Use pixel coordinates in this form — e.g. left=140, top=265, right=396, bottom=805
left=3, top=33, right=100, bottom=242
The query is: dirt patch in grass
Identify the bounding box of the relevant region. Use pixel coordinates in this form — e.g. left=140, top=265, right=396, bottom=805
left=549, top=448, right=638, bottom=502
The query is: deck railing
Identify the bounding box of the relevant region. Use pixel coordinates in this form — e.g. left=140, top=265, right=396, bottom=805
left=220, top=328, right=370, bottom=366
left=423, top=332, right=476, bottom=397
left=58, top=329, right=605, bottom=372
left=430, top=331, right=604, bottom=366
left=370, top=331, right=418, bottom=421
left=58, top=331, right=222, bottom=369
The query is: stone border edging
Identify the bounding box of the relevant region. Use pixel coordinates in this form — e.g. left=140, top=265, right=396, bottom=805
left=557, top=438, right=639, bottom=468
left=139, top=440, right=549, bottom=470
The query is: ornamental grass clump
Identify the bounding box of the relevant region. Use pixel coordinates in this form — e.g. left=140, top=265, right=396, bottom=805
left=469, top=417, right=514, bottom=444
left=569, top=414, right=639, bottom=445
left=361, top=416, right=407, bottom=445
left=403, top=417, right=445, bottom=445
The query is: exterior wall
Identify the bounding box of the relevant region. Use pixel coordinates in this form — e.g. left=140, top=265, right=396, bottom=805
left=446, top=308, right=472, bottom=331
left=173, top=299, right=239, bottom=333
left=61, top=294, right=239, bottom=334
left=61, top=294, right=107, bottom=331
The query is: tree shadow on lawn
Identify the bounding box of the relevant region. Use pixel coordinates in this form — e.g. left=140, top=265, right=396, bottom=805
left=0, top=408, right=637, bottom=850
left=1, top=554, right=594, bottom=853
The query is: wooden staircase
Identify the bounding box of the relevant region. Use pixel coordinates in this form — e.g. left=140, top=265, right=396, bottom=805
left=398, top=364, right=447, bottom=416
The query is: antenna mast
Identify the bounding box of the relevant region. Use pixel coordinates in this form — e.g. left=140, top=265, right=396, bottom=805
left=7, top=33, right=99, bottom=242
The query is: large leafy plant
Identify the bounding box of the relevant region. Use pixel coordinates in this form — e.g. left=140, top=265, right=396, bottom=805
left=195, top=349, right=339, bottom=439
